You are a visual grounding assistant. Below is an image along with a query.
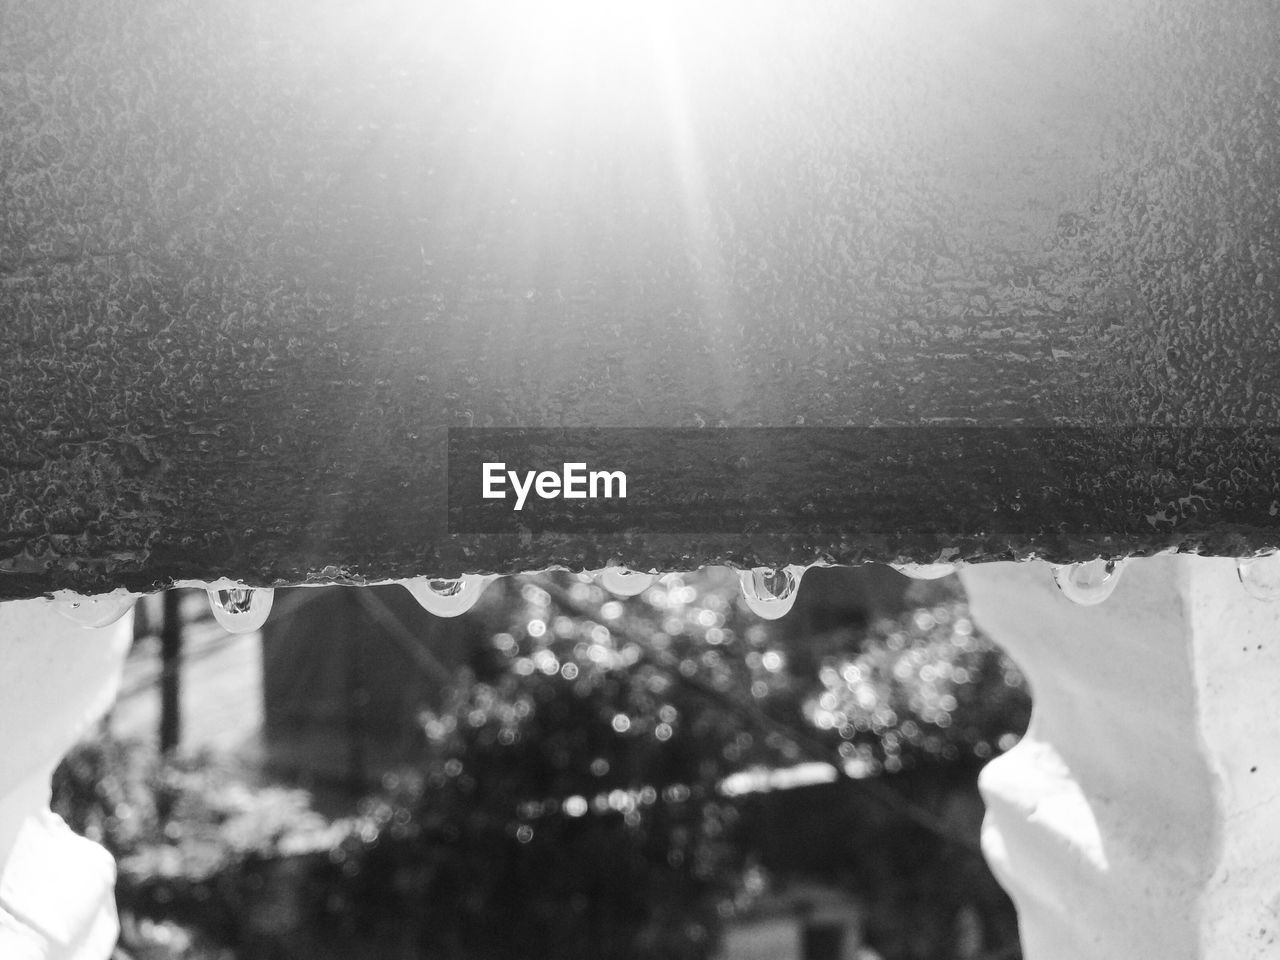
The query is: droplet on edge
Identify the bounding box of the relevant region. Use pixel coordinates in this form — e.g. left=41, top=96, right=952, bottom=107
left=1052, top=559, right=1124, bottom=606
left=1238, top=553, right=1280, bottom=601
left=404, top=575, right=496, bottom=617
left=208, top=586, right=274, bottom=633
left=599, top=567, right=655, bottom=597
left=891, top=563, right=958, bottom=580
left=738, top=565, right=806, bottom=620
left=54, top=590, right=136, bottom=628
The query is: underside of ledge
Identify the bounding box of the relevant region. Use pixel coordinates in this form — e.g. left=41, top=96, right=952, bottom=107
left=2, top=0, right=1279, bottom=598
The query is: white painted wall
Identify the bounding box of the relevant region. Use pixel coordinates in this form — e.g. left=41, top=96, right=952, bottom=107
left=963, top=556, right=1280, bottom=960
left=0, top=599, right=131, bottom=960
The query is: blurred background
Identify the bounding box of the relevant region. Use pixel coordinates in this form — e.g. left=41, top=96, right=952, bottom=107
left=56, top=566, right=1030, bottom=960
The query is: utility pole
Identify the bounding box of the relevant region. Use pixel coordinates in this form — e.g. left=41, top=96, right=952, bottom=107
left=159, top=589, right=182, bottom=753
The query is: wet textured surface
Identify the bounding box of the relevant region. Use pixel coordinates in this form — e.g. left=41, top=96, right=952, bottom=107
left=2, top=0, right=1279, bottom=596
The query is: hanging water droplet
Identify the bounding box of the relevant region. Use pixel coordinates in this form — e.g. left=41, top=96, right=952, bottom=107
left=738, top=565, right=805, bottom=620
left=891, top=563, right=958, bottom=580
left=599, top=567, right=655, bottom=597
left=1052, top=559, right=1124, bottom=606
left=404, top=575, right=495, bottom=617
left=53, top=590, right=136, bottom=628
left=208, top=586, right=274, bottom=633
left=1237, top=553, right=1280, bottom=601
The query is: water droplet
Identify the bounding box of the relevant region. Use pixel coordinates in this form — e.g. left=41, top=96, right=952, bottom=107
left=208, top=586, right=274, bottom=633
left=1238, top=553, right=1280, bottom=601
left=404, top=575, right=495, bottom=617
left=599, top=567, right=655, bottom=597
left=739, top=565, right=806, bottom=620
left=53, top=590, right=136, bottom=628
left=891, top=563, right=958, bottom=580
left=1052, top=560, right=1124, bottom=606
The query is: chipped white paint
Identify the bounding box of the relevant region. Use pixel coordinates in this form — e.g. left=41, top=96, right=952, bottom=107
left=962, top=556, right=1280, bottom=960
left=0, top=599, right=131, bottom=960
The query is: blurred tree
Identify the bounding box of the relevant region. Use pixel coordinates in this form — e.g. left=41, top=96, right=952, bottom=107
left=334, top=567, right=1030, bottom=960
left=785, top=572, right=1033, bottom=776
left=53, top=566, right=1030, bottom=960
left=334, top=570, right=783, bottom=960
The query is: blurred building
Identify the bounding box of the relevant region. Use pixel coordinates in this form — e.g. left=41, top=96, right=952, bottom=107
left=259, top=583, right=496, bottom=795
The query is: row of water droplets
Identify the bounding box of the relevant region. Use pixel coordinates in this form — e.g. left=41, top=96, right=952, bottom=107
left=46, top=565, right=841, bottom=630
left=749, top=555, right=1280, bottom=609
left=46, top=577, right=507, bottom=632
left=50, top=583, right=278, bottom=633
left=46, top=554, right=1280, bottom=631
left=1049, top=553, right=1280, bottom=605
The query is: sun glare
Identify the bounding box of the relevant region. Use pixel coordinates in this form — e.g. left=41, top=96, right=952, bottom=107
left=472, top=0, right=713, bottom=125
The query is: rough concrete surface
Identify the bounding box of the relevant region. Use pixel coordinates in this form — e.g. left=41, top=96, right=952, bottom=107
left=2, top=0, right=1279, bottom=595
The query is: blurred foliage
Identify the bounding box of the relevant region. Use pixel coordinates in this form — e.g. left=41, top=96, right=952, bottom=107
left=798, top=582, right=1032, bottom=776
left=53, top=739, right=333, bottom=866
left=325, top=569, right=1028, bottom=960
left=323, top=570, right=782, bottom=959
left=55, top=568, right=1029, bottom=960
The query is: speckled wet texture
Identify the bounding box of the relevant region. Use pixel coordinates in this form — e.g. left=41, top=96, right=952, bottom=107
left=2, top=0, right=1279, bottom=595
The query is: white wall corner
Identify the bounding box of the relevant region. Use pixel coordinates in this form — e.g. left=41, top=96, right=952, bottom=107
left=962, top=555, right=1280, bottom=960
left=0, top=599, right=132, bottom=960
